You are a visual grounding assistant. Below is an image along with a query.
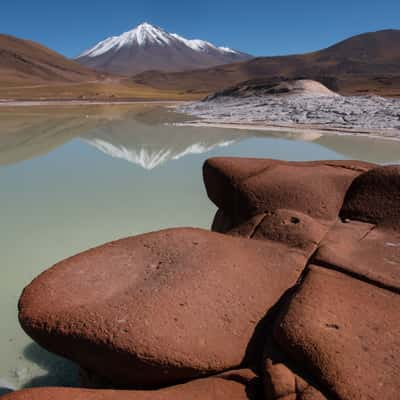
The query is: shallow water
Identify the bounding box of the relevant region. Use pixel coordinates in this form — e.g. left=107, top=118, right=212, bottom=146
left=1, top=104, right=400, bottom=390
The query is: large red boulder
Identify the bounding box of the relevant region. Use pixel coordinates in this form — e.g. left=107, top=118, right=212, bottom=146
left=15, top=157, right=400, bottom=398
left=205, top=158, right=375, bottom=258
left=313, top=220, right=400, bottom=291
left=205, top=158, right=373, bottom=221
left=274, top=265, right=400, bottom=400
left=313, top=164, right=400, bottom=292
left=341, top=165, right=400, bottom=230
left=204, top=158, right=373, bottom=219
left=19, top=228, right=305, bottom=387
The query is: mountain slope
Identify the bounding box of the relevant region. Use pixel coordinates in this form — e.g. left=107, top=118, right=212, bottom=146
left=133, top=29, right=400, bottom=96
left=0, top=34, right=101, bottom=85
left=76, top=22, right=252, bottom=75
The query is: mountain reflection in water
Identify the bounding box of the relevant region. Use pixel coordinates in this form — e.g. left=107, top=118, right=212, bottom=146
left=0, top=104, right=400, bottom=169
left=0, top=105, right=250, bottom=168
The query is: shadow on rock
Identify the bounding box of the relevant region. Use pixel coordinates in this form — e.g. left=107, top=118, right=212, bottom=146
left=242, top=281, right=302, bottom=371
left=0, top=387, right=14, bottom=396
left=21, top=342, right=80, bottom=388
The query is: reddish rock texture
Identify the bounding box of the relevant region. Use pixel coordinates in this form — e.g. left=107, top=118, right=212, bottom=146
left=11, top=157, right=400, bottom=399
left=264, top=361, right=326, bottom=400
left=313, top=164, right=400, bottom=294
left=204, top=158, right=374, bottom=216
left=19, top=228, right=305, bottom=387
left=205, top=158, right=375, bottom=262
left=313, top=220, right=400, bottom=291
left=262, top=330, right=327, bottom=400
left=0, top=370, right=259, bottom=400
left=341, top=165, right=400, bottom=230
left=274, top=266, right=400, bottom=400
left=205, top=158, right=374, bottom=239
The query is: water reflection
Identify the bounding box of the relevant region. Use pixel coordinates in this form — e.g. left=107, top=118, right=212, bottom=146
left=84, top=123, right=246, bottom=170
left=0, top=106, right=108, bottom=165
left=0, top=105, right=250, bottom=168
left=1, top=104, right=399, bottom=169
left=315, top=134, right=400, bottom=164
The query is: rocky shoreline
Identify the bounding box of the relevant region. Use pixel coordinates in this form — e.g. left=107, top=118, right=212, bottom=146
left=3, top=157, right=400, bottom=399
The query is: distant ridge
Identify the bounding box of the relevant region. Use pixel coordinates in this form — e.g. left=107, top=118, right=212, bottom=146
left=133, top=29, right=400, bottom=97
left=76, top=22, right=252, bottom=75
left=0, top=29, right=399, bottom=99
left=0, top=34, right=100, bottom=85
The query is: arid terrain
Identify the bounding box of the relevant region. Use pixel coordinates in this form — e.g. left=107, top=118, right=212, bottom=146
left=0, top=34, right=100, bottom=85
left=134, top=29, right=400, bottom=97
left=0, top=29, right=399, bottom=101
left=0, top=34, right=197, bottom=101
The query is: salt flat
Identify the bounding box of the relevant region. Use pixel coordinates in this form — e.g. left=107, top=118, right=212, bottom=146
left=178, top=93, right=400, bottom=139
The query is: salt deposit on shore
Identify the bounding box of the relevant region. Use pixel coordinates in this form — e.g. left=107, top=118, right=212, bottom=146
left=178, top=81, right=400, bottom=139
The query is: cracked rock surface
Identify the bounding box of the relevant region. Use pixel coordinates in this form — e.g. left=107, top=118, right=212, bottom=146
left=6, top=157, right=400, bottom=399
left=178, top=94, right=400, bottom=136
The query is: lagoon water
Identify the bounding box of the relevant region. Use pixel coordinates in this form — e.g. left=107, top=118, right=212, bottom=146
left=1, top=103, right=400, bottom=391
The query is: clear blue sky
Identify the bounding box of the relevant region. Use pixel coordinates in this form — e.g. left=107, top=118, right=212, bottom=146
left=1, top=0, right=399, bottom=58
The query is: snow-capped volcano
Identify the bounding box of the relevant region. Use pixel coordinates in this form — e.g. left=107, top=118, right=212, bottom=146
left=76, top=22, right=252, bottom=75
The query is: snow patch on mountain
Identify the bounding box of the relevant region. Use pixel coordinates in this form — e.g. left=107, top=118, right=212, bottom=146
left=79, top=22, right=244, bottom=58
left=169, top=33, right=235, bottom=54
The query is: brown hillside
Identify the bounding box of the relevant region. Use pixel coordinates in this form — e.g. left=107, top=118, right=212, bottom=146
left=0, top=34, right=101, bottom=85
left=133, top=29, right=400, bottom=97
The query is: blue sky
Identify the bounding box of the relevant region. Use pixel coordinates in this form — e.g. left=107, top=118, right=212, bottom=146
left=1, top=0, right=399, bottom=58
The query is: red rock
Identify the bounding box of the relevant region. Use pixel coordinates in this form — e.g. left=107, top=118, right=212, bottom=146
left=204, top=158, right=374, bottom=220
left=206, top=158, right=374, bottom=257
left=274, top=265, right=400, bottom=400
left=341, top=165, right=400, bottom=230
left=203, top=157, right=277, bottom=214
left=0, top=370, right=258, bottom=400
left=222, top=209, right=331, bottom=261
left=250, top=209, right=330, bottom=254
left=16, top=157, right=399, bottom=398
left=211, top=209, right=236, bottom=234
left=262, top=327, right=327, bottom=400
left=264, top=361, right=326, bottom=400
left=232, top=163, right=363, bottom=220
left=313, top=220, right=400, bottom=291
left=222, top=213, right=266, bottom=238
left=19, top=228, right=305, bottom=387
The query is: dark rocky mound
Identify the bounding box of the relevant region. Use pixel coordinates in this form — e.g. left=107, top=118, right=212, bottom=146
left=5, top=158, right=400, bottom=399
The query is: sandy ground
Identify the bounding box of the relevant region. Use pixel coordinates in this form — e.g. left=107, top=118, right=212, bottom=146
left=0, top=100, right=188, bottom=107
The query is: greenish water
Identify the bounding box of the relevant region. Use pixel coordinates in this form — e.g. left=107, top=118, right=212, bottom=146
left=1, top=104, right=400, bottom=392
